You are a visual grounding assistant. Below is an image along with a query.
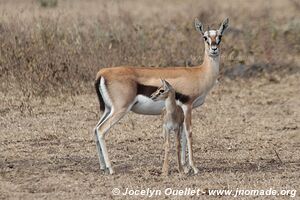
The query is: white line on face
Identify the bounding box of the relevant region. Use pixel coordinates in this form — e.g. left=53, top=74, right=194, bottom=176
left=208, top=30, right=217, bottom=37
left=216, top=36, right=220, bottom=45
left=204, top=30, right=217, bottom=45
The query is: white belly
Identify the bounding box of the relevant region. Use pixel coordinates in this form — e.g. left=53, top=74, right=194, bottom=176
left=131, top=93, right=207, bottom=115
left=131, top=95, right=165, bottom=115
left=192, top=94, right=206, bottom=108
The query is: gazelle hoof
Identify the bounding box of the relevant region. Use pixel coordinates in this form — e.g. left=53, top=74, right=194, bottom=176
left=107, top=167, right=114, bottom=175
left=162, top=172, right=168, bottom=176
left=162, top=169, right=169, bottom=176
left=178, top=167, right=184, bottom=173
left=183, top=166, right=190, bottom=174
left=192, top=167, right=199, bottom=174
left=100, top=165, right=106, bottom=170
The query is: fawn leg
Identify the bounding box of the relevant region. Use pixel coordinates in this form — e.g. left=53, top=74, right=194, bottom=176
left=176, top=128, right=183, bottom=173
left=162, top=127, right=170, bottom=176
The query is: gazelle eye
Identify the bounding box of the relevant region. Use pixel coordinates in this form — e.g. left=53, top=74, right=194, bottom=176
left=203, top=36, right=208, bottom=41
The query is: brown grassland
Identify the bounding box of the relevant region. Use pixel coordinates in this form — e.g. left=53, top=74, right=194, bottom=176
left=0, top=0, right=299, bottom=199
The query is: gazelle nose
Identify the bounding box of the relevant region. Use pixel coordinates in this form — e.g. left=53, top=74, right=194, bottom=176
left=211, top=46, right=218, bottom=51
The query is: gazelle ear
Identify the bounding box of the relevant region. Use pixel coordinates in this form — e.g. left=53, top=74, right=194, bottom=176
left=161, top=79, right=167, bottom=89
left=218, top=18, right=229, bottom=35
left=164, top=80, right=173, bottom=90
left=195, top=18, right=204, bottom=35
left=160, top=78, right=166, bottom=87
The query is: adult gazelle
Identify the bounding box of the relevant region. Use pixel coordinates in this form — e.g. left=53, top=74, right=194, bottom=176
left=94, top=18, right=229, bottom=174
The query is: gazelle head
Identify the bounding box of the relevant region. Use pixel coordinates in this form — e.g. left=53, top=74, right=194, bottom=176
left=195, top=18, right=229, bottom=57
left=150, top=79, right=174, bottom=101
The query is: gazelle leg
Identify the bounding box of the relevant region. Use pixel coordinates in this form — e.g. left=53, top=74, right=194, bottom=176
left=94, top=108, right=111, bottom=170
left=162, top=127, right=170, bottom=176
left=95, top=130, right=106, bottom=170
left=181, top=126, right=187, bottom=166
left=181, top=106, right=189, bottom=167
left=185, top=128, right=199, bottom=174
left=96, top=108, right=128, bottom=174
left=184, top=108, right=199, bottom=174
left=176, top=129, right=183, bottom=173
left=182, top=123, right=190, bottom=174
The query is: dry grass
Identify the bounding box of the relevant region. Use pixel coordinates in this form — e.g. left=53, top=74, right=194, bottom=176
left=0, top=0, right=299, bottom=99
left=0, top=0, right=299, bottom=199
left=1, top=74, right=299, bottom=199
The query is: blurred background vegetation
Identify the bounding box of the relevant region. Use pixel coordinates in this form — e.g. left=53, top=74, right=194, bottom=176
left=38, top=0, right=58, bottom=8
left=0, top=0, right=299, bottom=99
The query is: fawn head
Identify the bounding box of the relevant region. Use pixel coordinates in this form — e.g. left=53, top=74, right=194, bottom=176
left=151, top=79, right=174, bottom=101
left=195, top=18, right=229, bottom=57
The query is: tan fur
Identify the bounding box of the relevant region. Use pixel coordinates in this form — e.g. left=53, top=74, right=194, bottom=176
left=151, top=80, right=184, bottom=175
left=95, top=47, right=218, bottom=175
left=94, top=18, right=228, bottom=174
left=96, top=61, right=216, bottom=104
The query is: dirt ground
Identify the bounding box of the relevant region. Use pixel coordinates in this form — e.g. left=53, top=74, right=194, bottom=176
left=0, top=0, right=300, bottom=199
left=0, top=74, right=299, bottom=200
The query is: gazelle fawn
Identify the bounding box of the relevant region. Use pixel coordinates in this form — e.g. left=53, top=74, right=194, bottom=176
left=151, top=79, right=184, bottom=176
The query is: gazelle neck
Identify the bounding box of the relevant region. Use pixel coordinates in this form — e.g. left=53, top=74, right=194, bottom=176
left=203, top=50, right=220, bottom=70
left=201, top=50, right=220, bottom=80
left=165, top=91, right=177, bottom=113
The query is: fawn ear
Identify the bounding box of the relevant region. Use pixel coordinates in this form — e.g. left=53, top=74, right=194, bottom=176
left=195, top=18, right=204, bottom=35
left=163, top=80, right=173, bottom=90
left=160, top=78, right=164, bottom=85
left=161, top=79, right=167, bottom=89
left=218, top=18, right=229, bottom=35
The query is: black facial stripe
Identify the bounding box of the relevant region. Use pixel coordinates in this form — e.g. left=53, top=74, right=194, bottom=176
left=137, top=83, right=190, bottom=103
left=216, top=36, right=222, bottom=45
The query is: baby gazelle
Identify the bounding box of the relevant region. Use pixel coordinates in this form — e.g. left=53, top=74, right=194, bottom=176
left=151, top=79, right=184, bottom=176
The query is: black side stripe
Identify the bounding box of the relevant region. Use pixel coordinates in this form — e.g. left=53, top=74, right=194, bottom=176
left=137, top=83, right=158, bottom=97
left=175, top=92, right=190, bottom=103
left=136, top=83, right=190, bottom=103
